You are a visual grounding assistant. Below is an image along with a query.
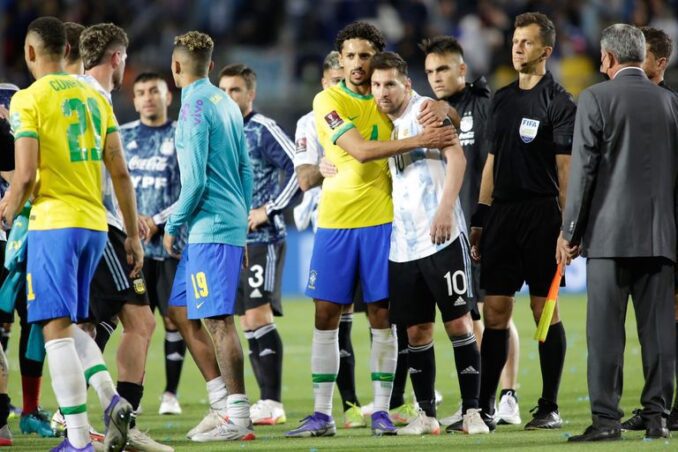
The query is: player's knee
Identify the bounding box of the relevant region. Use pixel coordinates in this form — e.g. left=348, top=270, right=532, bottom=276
left=482, top=301, right=511, bottom=329
left=245, top=304, right=274, bottom=329
left=314, top=302, right=341, bottom=330
left=444, top=314, right=473, bottom=336
left=406, top=323, right=433, bottom=345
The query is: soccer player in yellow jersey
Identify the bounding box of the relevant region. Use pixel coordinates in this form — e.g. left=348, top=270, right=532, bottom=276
left=0, top=17, right=142, bottom=452
left=287, top=21, right=456, bottom=438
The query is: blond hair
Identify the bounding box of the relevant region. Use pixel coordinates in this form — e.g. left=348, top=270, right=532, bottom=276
left=80, top=23, right=128, bottom=70
left=174, top=31, right=214, bottom=76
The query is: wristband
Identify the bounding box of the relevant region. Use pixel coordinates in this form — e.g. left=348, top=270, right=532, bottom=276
left=470, top=203, right=490, bottom=228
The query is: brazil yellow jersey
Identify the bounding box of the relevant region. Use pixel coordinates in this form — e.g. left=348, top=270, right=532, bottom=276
left=313, top=80, right=393, bottom=228
left=9, top=73, right=117, bottom=231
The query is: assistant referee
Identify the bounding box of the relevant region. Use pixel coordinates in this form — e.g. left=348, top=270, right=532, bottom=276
left=469, top=12, right=576, bottom=430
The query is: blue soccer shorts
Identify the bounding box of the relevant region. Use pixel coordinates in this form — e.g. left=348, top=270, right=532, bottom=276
left=27, top=228, right=106, bottom=324
left=168, top=243, right=243, bottom=319
left=305, top=223, right=391, bottom=304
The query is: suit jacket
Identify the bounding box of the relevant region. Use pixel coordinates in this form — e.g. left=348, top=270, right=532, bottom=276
left=562, top=67, right=678, bottom=260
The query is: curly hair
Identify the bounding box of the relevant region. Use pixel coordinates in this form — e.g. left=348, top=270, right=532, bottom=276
left=27, top=17, right=66, bottom=57
left=335, top=21, right=386, bottom=53
left=80, top=23, right=128, bottom=70
left=174, top=31, right=214, bottom=76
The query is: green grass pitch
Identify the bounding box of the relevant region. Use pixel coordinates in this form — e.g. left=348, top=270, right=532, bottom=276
left=4, top=294, right=675, bottom=450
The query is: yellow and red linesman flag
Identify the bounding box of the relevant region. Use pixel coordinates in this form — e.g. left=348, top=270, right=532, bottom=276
left=534, top=263, right=564, bottom=343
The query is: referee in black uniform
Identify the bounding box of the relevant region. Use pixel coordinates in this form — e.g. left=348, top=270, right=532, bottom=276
left=469, top=12, right=576, bottom=430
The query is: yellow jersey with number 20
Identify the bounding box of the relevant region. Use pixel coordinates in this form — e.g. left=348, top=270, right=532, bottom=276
left=313, top=80, right=393, bottom=229
left=10, top=73, right=117, bottom=232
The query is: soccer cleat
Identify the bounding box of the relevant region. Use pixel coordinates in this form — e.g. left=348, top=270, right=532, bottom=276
left=0, top=424, right=12, bottom=446
left=89, top=427, right=104, bottom=444
left=50, top=438, right=95, bottom=452
left=496, top=391, right=521, bottom=425
left=285, top=413, right=336, bottom=438
left=51, top=410, right=67, bottom=437
left=668, top=406, right=678, bottom=431
left=250, top=399, right=287, bottom=425
left=371, top=411, right=397, bottom=436
left=186, top=409, right=227, bottom=439
left=463, top=408, right=491, bottom=435
left=191, top=419, right=255, bottom=442
left=343, top=402, right=366, bottom=428
left=126, top=427, right=174, bottom=451
left=389, top=403, right=418, bottom=426
left=20, top=409, right=56, bottom=437
left=396, top=409, right=440, bottom=436
left=103, top=395, right=132, bottom=452
left=524, top=401, right=562, bottom=430
left=158, top=392, right=181, bottom=415
left=439, top=404, right=462, bottom=427
left=620, top=409, right=645, bottom=431
left=7, top=404, right=21, bottom=420
left=360, top=402, right=374, bottom=417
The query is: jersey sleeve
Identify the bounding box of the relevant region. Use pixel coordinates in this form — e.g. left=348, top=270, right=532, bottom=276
left=166, top=99, right=210, bottom=236
left=102, top=99, right=119, bottom=135
left=260, top=121, right=300, bottom=216
left=550, top=92, right=577, bottom=155
left=8, top=90, right=38, bottom=140
left=293, top=114, right=322, bottom=167
left=313, top=90, right=354, bottom=144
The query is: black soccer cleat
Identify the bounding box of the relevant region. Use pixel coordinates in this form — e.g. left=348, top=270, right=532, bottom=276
left=524, top=401, right=562, bottom=430
left=620, top=409, right=646, bottom=431
left=668, top=406, right=678, bottom=432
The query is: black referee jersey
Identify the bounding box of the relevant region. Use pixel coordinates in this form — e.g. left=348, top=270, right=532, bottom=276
left=488, top=72, right=576, bottom=202
left=444, top=76, right=492, bottom=221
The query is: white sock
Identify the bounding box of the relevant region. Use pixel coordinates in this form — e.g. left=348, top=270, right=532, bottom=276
left=227, top=394, right=250, bottom=427
left=72, top=326, right=116, bottom=410
left=312, top=328, right=339, bottom=416
left=46, top=338, right=90, bottom=448
left=206, top=377, right=228, bottom=411
left=371, top=327, right=397, bottom=413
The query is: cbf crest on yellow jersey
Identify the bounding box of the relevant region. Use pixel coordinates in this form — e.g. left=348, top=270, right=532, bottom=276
left=10, top=73, right=117, bottom=232
left=313, top=80, right=393, bottom=229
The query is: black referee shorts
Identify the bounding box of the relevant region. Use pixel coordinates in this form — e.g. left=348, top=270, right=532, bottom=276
left=89, top=226, right=149, bottom=323
left=480, top=197, right=564, bottom=298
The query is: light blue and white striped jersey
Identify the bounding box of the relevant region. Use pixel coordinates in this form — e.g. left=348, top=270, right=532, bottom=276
left=388, top=92, right=467, bottom=263
left=77, top=74, right=124, bottom=231
left=292, top=110, right=322, bottom=232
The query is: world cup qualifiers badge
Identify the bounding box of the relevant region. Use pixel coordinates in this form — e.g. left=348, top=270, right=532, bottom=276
left=324, top=111, right=344, bottom=130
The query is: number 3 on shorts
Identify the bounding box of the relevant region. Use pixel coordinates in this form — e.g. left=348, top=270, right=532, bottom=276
left=191, top=272, right=209, bottom=299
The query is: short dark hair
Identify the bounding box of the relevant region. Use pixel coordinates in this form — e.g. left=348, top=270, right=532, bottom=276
left=641, top=26, right=673, bottom=60
left=515, top=12, right=556, bottom=47
left=370, top=51, right=408, bottom=77
left=218, top=64, right=257, bottom=91
left=80, top=23, right=129, bottom=70
left=173, top=31, right=213, bottom=76
left=64, top=22, right=85, bottom=64
left=133, top=72, right=167, bottom=85
left=335, top=21, right=386, bottom=53
left=418, top=36, right=464, bottom=57
left=27, top=16, right=66, bottom=57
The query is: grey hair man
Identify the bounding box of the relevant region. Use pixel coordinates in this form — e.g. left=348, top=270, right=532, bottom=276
left=561, top=23, right=678, bottom=442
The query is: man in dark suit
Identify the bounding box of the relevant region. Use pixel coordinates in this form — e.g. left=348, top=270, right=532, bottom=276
left=558, top=24, right=678, bottom=442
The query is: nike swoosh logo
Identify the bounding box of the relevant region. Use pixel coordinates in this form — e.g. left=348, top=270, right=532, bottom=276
left=196, top=300, right=206, bottom=309
left=348, top=115, right=358, bottom=121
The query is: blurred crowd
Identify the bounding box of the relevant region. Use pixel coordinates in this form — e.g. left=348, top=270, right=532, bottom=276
left=2, top=0, right=678, bottom=131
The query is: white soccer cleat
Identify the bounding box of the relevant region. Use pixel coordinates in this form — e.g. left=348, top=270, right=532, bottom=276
left=439, top=404, right=462, bottom=427
left=463, top=408, right=490, bottom=435
left=250, top=399, right=286, bottom=425
left=496, top=391, right=521, bottom=425
left=190, top=419, right=255, bottom=442
left=186, top=410, right=227, bottom=439
left=127, top=427, right=174, bottom=451
left=158, top=392, right=182, bottom=415
left=396, top=410, right=440, bottom=436
left=360, top=402, right=374, bottom=417
left=50, top=411, right=66, bottom=437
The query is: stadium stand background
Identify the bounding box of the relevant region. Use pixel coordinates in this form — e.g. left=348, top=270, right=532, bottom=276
left=1, top=0, right=677, bottom=296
